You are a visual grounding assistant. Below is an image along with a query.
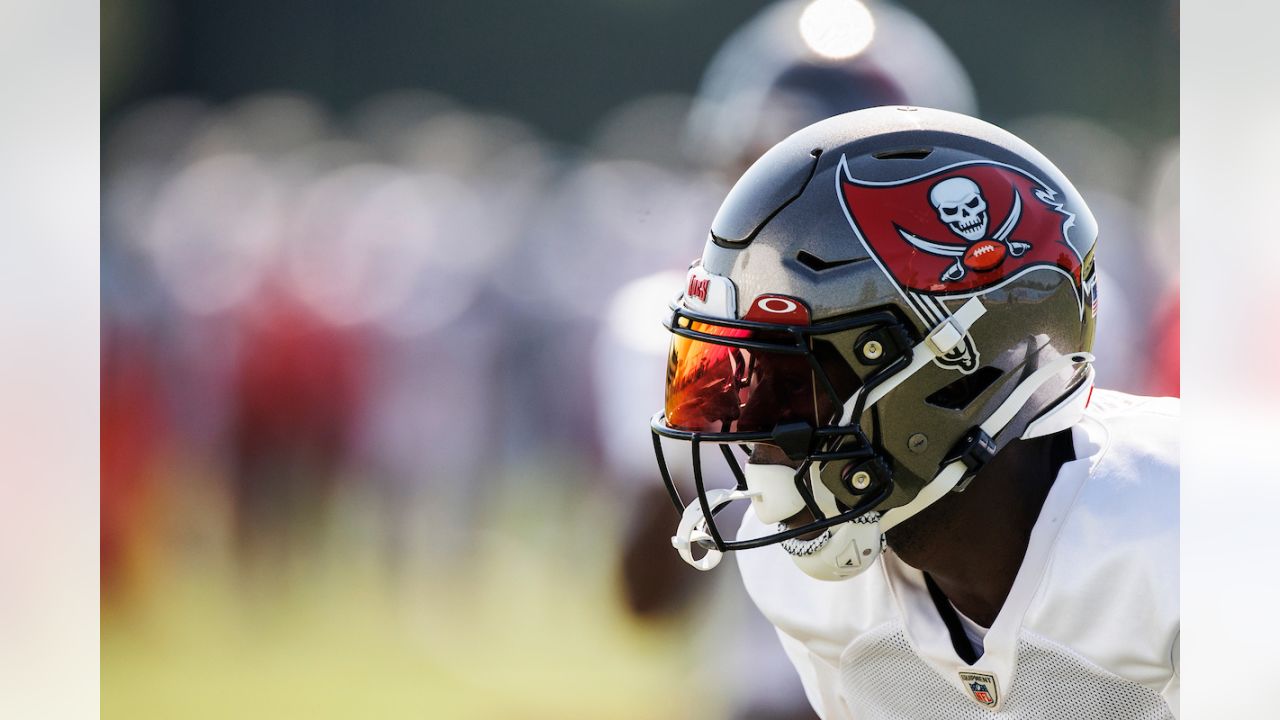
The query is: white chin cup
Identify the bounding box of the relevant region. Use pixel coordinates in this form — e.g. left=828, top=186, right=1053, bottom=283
left=742, top=461, right=887, bottom=581
left=783, top=467, right=885, bottom=581
left=743, top=462, right=808, bottom=524
left=786, top=512, right=885, bottom=582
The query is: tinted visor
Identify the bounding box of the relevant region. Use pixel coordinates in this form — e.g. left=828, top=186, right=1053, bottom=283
left=664, top=321, right=841, bottom=433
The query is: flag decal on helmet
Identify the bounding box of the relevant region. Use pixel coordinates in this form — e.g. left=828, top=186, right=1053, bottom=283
left=836, top=155, right=1086, bottom=372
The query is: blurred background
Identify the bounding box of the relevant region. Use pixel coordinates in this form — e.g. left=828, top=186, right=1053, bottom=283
left=100, top=1, right=1178, bottom=717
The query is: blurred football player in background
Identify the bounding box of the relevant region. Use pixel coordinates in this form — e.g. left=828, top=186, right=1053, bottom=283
left=227, top=285, right=369, bottom=581
left=686, top=0, right=976, bottom=179
left=597, top=2, right=980, bottom=717
left=1143, top=143, right=1180, bottom=397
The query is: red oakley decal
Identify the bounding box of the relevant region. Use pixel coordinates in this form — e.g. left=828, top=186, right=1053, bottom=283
left=744, top=295, right=811, bottom=325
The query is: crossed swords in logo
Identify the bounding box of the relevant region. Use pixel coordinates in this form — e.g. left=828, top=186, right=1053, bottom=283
left=898, top=189, right=1032, bottom=283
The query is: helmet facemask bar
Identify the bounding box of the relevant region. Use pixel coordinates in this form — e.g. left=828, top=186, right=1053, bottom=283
left=650, top=303, right=914, bottom=557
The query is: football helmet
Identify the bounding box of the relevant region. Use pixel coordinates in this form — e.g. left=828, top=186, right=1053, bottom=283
left=685, top=0, right=977, bottom=175
left=652, top=106, right=1099, bottom=581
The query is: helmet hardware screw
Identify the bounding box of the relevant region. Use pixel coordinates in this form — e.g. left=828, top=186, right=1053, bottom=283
left=849, top=470, right=872, bottom=490
left=862, top=340, right=883, bottom=360
left=908, top=433, right=928, bottom=453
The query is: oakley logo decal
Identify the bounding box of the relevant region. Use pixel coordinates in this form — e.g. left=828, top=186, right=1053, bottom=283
left=744, top=295, right=810, bottom=324
left=756, top=297, right=798, bottom=314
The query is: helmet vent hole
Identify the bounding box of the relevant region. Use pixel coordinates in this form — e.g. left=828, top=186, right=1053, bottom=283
left=872, top=147, right=933, bottom=160
left=925, top=366, right=1003, bottom=410
left=796, top=250, right=859, bottom=272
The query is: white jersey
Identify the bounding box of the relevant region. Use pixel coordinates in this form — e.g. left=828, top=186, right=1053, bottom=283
left=736, top=390, right=1179, bottom=719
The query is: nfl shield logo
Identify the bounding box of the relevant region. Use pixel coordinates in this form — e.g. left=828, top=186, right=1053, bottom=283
left=958, top=671, right=999, bottom=708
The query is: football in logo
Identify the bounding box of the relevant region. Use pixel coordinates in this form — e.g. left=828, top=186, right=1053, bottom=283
left=963, top=240, right=1006, bottom=272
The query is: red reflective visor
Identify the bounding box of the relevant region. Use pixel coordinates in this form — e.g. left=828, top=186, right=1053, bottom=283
left=663, top=321, right=841, bottom=433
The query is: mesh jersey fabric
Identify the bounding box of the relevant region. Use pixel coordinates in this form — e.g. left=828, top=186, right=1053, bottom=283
left=840, top=623, right=1173, bottom=720
left=735, top=390, right=1179, bottom=719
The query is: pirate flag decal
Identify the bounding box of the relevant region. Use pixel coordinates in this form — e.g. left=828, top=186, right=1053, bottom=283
left=836, top=156, right=1087, bottom=373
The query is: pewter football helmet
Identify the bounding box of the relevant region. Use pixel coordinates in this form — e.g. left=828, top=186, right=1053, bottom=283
left=652, top=106, right=1099, bottom=580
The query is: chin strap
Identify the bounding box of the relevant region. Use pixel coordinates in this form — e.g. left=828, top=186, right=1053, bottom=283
left=839, top=297, right=988, bottom=425
left=880, top=351, right=1094, bottom=531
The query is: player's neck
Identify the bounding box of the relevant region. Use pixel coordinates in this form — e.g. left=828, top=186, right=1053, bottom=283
left=890, top=429, right=1074, bottom=627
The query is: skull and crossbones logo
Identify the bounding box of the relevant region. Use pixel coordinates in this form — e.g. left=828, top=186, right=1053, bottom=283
left=899, top=176, right=1033, bottom=282
left=930, top=177, right=988, bottom=241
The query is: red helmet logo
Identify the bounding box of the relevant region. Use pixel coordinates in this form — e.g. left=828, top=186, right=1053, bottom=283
left=838, top=159, right=1084, bottom=297
left=837, top=157, right=1087, bottom=372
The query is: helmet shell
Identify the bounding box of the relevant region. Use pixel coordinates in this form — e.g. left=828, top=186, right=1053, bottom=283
left=696, top=106, right=1097, bottom=499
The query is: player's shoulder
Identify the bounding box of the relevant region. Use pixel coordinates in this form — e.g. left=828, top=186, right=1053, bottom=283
left=1078, top=388, right=1179, bottom=507
left=1023, top=389, right=1179, bottom=691
left=1086, top=388, right=1179, bottom=455
left=1056, top=389, right=1179, bottom=558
